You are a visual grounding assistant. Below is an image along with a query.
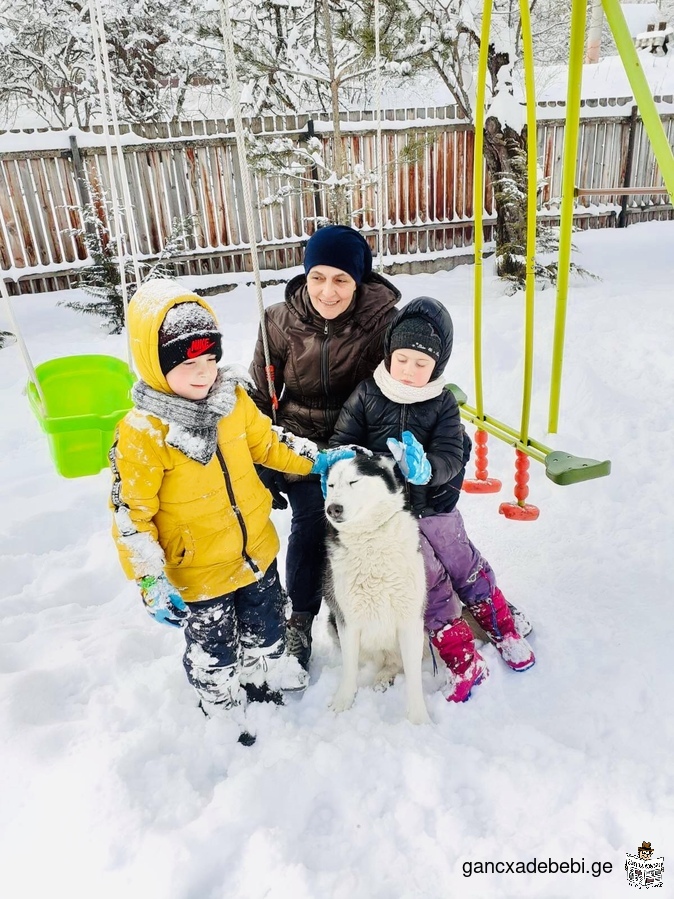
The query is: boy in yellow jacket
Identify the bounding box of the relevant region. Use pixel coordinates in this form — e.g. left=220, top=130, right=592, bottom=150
left=111, top=279, right=349, bottom=740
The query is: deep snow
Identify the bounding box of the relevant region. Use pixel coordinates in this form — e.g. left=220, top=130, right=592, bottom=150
left=0, top=220, right=672, bottom=898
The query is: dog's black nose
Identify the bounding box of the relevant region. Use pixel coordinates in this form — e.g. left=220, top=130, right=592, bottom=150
left=327, top=503, right=344, bottom=521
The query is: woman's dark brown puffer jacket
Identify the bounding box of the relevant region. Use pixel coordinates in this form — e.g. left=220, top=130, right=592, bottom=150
left=249, top=271, right=400, bottom=443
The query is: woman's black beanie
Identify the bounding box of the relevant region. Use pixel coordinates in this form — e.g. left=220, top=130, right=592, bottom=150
left=303, top=225, right=373, bottom=285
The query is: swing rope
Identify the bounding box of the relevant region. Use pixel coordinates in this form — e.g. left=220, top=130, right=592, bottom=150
left=0, top=3, right=140, bottom=415
left=88, top=0, right=141, bottom=371
left=217, top=0, right=278, bottom=418
left=0, top=279, right=48, bottom=414
left=373, top=0, right=385, bottom=273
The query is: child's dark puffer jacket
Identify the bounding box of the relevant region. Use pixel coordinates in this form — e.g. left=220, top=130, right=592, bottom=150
left=330, top=297, right=470, bottom=517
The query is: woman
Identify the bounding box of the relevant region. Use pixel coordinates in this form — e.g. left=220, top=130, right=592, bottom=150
left=249, top=225, right=400, bottom=669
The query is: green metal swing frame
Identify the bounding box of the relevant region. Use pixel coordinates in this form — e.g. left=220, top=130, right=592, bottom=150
left=453, top=0, right=673, bottom=489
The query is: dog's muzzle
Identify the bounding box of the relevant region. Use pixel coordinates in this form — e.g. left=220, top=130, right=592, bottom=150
left=326, top=503, right=344, bottom=523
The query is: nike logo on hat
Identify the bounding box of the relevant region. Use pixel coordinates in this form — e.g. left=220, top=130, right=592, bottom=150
left=186, top=338, right=216, bottom=358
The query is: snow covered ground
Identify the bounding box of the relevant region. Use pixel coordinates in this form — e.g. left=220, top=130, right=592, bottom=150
left=0, top=221, right=672, bottom=898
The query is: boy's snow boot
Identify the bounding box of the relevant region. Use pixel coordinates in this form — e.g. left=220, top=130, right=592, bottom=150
left=431, top=619, right=489, bottom=703
left=285, top=611, right=314, bottom=671
left=469, top=589, right=536, bottom=672
left=242, top=681, right=284, bottom=706
left=263, top=652, right=309, bottom=692
left=198, top=695, right=256, bottom=746
left=241, top=644, right=309, bottom=692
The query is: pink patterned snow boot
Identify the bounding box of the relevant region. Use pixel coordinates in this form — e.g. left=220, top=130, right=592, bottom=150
left=431, top=619, right=489, bottom=703
left=469, top=588, right=536, bottom=672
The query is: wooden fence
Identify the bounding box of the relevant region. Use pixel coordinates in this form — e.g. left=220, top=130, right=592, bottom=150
left=0, top=99, right=672, bottom=294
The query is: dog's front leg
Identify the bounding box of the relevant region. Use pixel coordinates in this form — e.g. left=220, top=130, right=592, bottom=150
left=398, top=620, right=430, bottom=725
left=330, top=622, right=360, bottom=713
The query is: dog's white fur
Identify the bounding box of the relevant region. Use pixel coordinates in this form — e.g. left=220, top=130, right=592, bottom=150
left=324, top=455, right=430, bottom=725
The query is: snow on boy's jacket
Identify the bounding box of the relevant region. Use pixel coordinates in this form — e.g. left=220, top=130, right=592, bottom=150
left=110, top=280, right=314, bottom=603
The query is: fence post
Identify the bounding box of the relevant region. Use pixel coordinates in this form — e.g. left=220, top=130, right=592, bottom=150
left=68, top=134, right=96, bottom=238
left=618, top=105, right=638, bottom=228
left=306, top=119, right=323, bottom=226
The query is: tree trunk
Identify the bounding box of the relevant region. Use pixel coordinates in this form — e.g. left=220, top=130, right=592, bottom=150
left=320, top=0, right=348, bottom=224
left=483, top=117, right=528, bottom=282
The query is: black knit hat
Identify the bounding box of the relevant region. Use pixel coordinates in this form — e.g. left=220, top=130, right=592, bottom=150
left=158, top=302, right=222, bottom=375
left=303, top=225, right=373, bottom=285
left=389, top=316, right=442, bottom=362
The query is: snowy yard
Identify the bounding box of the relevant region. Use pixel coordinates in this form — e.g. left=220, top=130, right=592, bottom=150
left=0, top=220, right=672, bottom=898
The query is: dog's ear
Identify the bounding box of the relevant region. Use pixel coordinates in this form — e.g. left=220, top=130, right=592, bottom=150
left=374, top=454, right=397, bottom=475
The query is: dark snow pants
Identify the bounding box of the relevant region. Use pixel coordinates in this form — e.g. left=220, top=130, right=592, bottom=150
left=284, top=477, right=326, bottom=617
left=182, top=561, right=284, bottom=705
left=419, top=509, right=496, bottom=634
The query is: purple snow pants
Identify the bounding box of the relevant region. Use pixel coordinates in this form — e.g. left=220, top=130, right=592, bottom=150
left=418, top=509, right=496, bottom=634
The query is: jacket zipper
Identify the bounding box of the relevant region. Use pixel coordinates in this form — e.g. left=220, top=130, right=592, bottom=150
left=399, top=405, right=411, bottom=504
left=216, top=447, right=261, bottom=579
left=320, top=319, right=330, bottom=399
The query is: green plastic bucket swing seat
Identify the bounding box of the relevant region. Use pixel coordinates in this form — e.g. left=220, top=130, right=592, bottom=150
left=26, top=354, right=134, bottom=478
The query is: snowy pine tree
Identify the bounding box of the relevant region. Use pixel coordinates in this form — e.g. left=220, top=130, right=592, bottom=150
left=61, top=197, right=194, bottom=333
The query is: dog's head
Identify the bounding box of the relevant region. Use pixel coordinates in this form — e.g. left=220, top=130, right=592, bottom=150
left=324, top=454, right=404, bottom=530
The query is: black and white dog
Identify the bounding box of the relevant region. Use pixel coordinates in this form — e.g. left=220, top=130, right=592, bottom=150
left=323, top=454, right=430, bottom=725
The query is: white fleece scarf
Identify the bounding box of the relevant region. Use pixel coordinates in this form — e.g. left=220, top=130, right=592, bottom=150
left=373, top=360, right=445, bottom=404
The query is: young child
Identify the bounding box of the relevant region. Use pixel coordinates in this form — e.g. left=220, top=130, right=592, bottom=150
left=330, top=296, right=535, bottom=702
left=110, top=279, right=349, bottom=740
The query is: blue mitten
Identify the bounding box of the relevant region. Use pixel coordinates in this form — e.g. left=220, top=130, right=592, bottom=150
left=386, top=430, right=432, bottom=485
left=311, top=446, right=357, bottom=497
left=138, top=574, right=188, bottom=628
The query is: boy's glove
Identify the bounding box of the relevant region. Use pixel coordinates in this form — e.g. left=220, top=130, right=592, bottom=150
left=256, top=465, right=288, bottom=510
left=137, top=574, right=188, bottom=628
left=386, top=431, right=432, bottom=485
left=311, top=446, right=357, bottom=497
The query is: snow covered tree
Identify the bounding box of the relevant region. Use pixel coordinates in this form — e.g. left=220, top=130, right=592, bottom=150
left=0, top=0, right=220, bottom=127
left=210, top=0, right=424, bottom=223
left=0, top=0, right=95, bottom=127
left=61, top=192, right=194, bottom=333
left=399, top=0, right=559, bottom=279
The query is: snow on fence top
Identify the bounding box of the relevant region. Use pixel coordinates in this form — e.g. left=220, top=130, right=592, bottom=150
left=3, top=94, right=674, bottom=153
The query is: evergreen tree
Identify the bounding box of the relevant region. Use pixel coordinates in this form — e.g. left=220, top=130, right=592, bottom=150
left=61, top=197, right=194, bottom=333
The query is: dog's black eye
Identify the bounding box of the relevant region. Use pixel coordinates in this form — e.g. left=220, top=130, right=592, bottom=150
left=348, top=479, right=360, bottom=486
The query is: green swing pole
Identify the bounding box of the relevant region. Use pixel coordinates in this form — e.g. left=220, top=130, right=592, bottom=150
left=602, top=0, right=674, bottom=199
left=547, top=0, right=587, bottom=434
left=518, top=0, right=537, bottom=447
left=448, top=0, right=611, bottom=490
left=472, top=0, right=493, bottom=420
left=549, top=0, right=674, bottom=433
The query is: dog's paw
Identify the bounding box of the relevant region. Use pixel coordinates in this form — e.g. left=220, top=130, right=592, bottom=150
left=406, top=705, right=431, bottom=725
left=372, top=673, right=396, bottom=692
left=329, top=690, right=356, bottom=713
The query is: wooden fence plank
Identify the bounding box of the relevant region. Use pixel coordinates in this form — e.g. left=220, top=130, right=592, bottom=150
left=41, top=157, right=73, bottom=263
left=2, top=109, right=672, bottom=287
left=29, top=157, right=62, bottom=264
left=0, top=160, right=27, bottom=268
left=3, top=159, right=37, bottom=267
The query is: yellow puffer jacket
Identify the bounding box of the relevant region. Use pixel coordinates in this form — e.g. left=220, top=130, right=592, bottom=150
left=111, top=280, right=314, bottom=602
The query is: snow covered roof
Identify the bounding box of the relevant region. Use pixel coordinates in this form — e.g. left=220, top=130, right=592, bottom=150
left=621, top=3, right=666, bottom=37
left=536, top=50, right=674, bottom=104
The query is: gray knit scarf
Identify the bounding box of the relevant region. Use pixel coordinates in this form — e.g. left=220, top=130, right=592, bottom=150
left=373, top=360, right=445, bottom=404
left=132, top=365, right=253, bottom=464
